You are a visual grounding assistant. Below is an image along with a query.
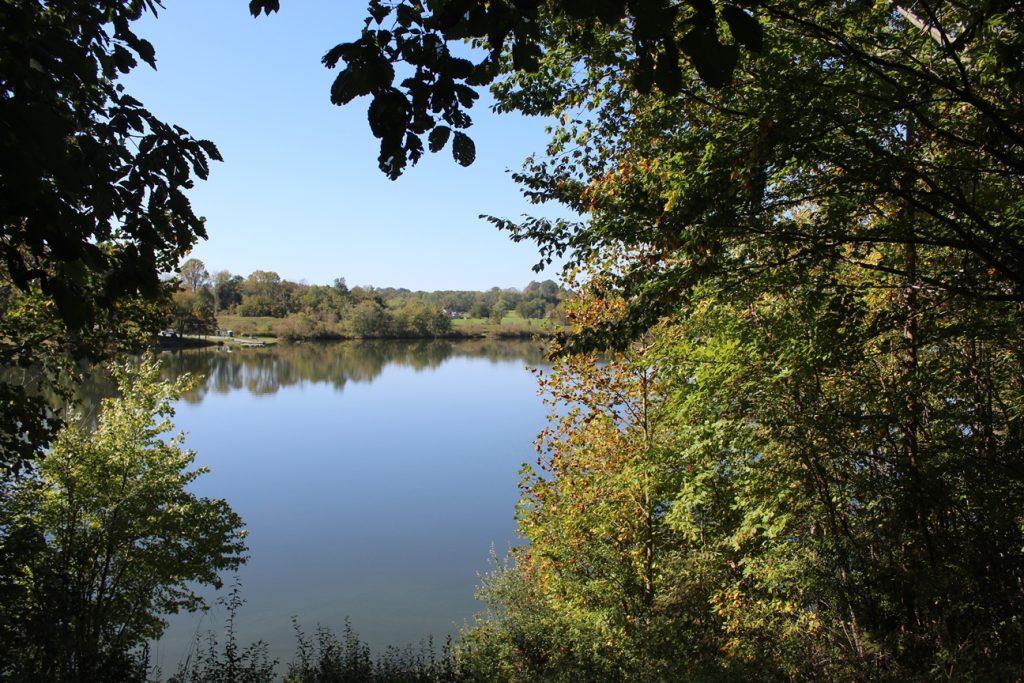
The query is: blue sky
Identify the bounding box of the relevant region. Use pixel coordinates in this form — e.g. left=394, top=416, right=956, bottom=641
left=125, top=1, right=565, bottom=291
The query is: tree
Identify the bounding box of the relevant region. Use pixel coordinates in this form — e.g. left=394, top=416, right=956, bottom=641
left=464, top=257, right=1024, bottom=677
left=652, top=259, right=1024, bottom=677
left=0, top=0, right=220, bottom=470
left=489, top=299, right=507, bottom=325
left=238, top=270, right=287, bottom=317
left=516, top=297, right=547, bottom=319
left=513, top=341, right=691, bottom=680
left=468, top=296, right=490, bottom=319
left=393, top=300, right=452, bottom=337
left=523, top=280, right=560, bottom=305
left=0, top=357, right=247, bottom=682
left=179, top=258, right=211, bottom=293
left=349, top=298, right=391, bottom=337
left=479, top=0, right=1024, bottom=347
left=171, top=288, right=217, bottom=335
left=213, top=270, right=244, bottom=313
left=293, top=284, right=347, bottom=323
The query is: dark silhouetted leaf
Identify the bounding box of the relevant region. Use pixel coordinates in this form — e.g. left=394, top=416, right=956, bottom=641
left=248, top=0, right=279, bottom=17
left=688, top=0, right=716, bottom=20
left=378, top=140, right=407, bottom=179
left=563, top=0, right=597, bottom=19
left=369, top=0, right=392, bottom=24
left=512, top=40, right=542, bottom=72
left=595, top=0, right=628, bottom=25
left=631, top=0, right=677, bottom=40
left=633, top=47, right=656, bottom=93
left=406, top=131, right=424, bottom=165
left=722, top=4, right=763, bottom=52
left=452, top=131, right=476, bottom=166
left=447, top=57, right=475, bottom=80
left=655, top=40, right=682, bottom=94
left=135, top=38, right=156, bottom=68
left=429, top=125, right=452, bottom=152
left=198, top=139, right=223, bottom=163
left=396, top=4, right=418, bottom=27
left=322, top=43, right=351, bottom=69
left=679, top=27, right=739, bottom=88
left=435, top=0, right=475, bottom=31
left=113, top=45, right=136, bottom=73
left=454, top=83, right=479, bottom=107
left=331, top=68, right=372, bottom=105
left=365, top=56, right=396, bottom=90
left=367, top=88, right=411, bottom=139
left=467, top=57, right=499, bottom=86
left=47, top=279, right=89, bottom=330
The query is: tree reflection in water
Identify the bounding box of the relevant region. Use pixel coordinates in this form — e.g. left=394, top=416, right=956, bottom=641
left=165, top=339, right=548, bottom=402
left=74, top=339, right=547, bottom=426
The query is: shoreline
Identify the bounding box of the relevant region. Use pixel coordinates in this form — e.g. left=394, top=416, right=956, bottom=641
left=151, top=328, right=554, bottom=350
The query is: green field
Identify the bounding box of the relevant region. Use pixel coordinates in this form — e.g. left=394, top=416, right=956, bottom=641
left=216, top=314, right=286, bottom=339
left=450, top=313, right=557, bottom=337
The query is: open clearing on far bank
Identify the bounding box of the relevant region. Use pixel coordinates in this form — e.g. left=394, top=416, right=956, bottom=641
left=213, top=312, right=557, bottom=341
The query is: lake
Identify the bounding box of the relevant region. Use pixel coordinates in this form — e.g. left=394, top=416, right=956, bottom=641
left=147, top=339, right=550, bottom=674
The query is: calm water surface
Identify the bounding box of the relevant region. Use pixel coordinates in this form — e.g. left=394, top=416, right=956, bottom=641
left=149, top=339, right=549, bottom=672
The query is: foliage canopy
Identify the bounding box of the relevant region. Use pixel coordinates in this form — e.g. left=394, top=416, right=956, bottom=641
left=1, top=0, right=220, bottom=470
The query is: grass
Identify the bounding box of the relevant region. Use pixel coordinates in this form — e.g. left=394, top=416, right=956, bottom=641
left=451, top=314, right=557, bottom=337
left=216, top=314, right=287, bottom=339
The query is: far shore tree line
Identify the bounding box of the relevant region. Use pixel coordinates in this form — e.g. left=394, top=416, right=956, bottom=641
left=170, top=258, right=569, bottom=339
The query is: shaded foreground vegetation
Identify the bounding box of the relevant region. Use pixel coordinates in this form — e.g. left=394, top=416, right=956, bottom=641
left=0, top=360, right=247, bottom=682
left=169, top=589, right=460, bottom=683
